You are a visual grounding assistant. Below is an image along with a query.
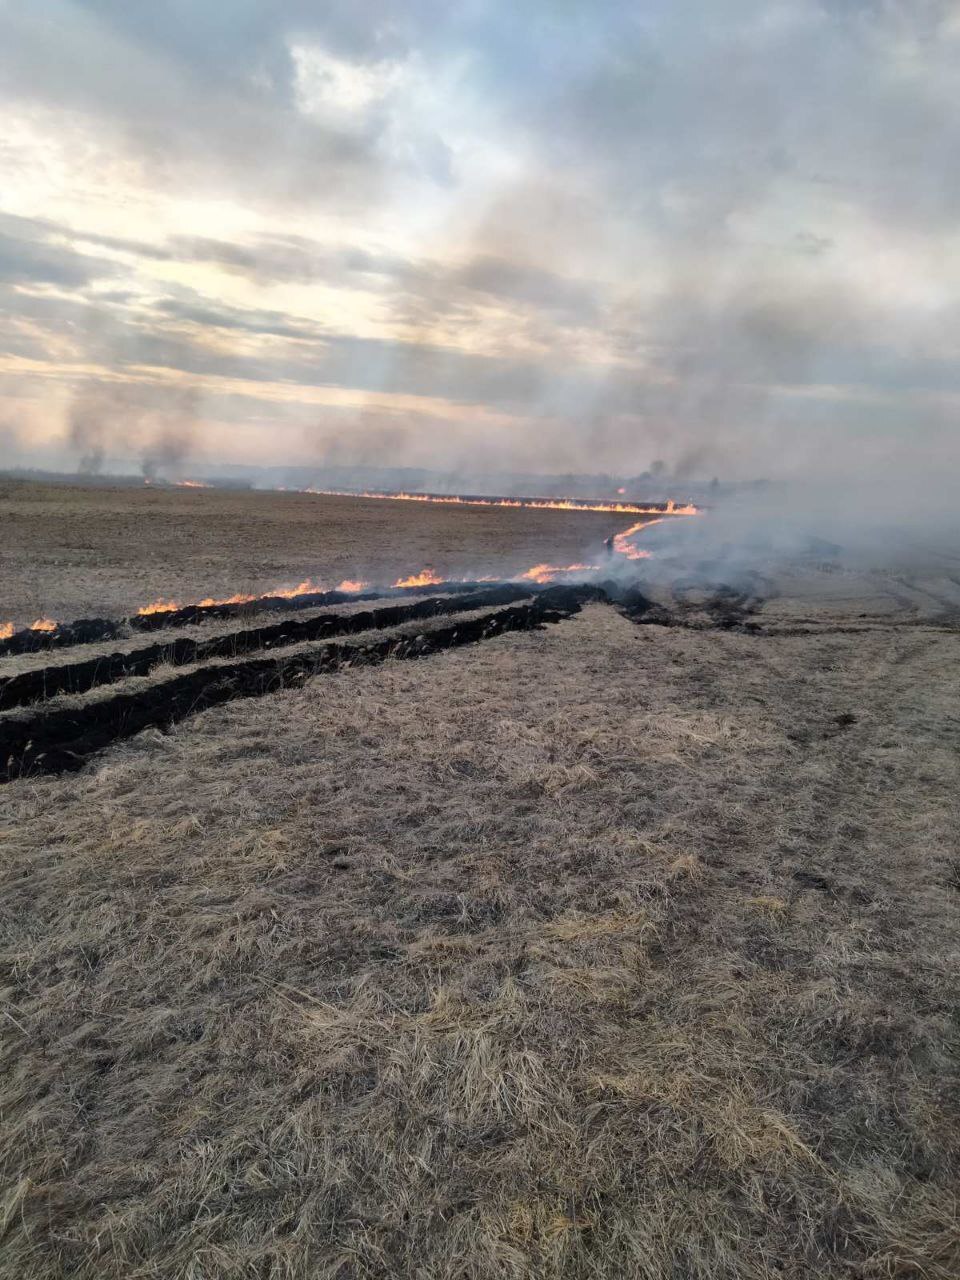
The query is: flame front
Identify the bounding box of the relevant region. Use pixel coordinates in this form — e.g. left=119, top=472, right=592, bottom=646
left=175, top=479, right=212, bottom=489
left=264, top=579, right=321, bottom=601
left=0, top=492, right=700, bottom=643
left=135, top=577, right=366, bottom=618
left=612, top=518, right=663, bottom=560
left=137, top=598, right=183, bottom=616
left=310, top=488, right=698, bottom=517
left=1, top=618, right=59, bottom=638
left=520, top=562, right=598, bottom=584
left=196, top=592, right=257, bottom=608
left=393, top=569, right=444, bottom=589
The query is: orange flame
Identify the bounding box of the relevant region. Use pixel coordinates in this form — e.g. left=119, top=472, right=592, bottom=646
left=0, top=496, right=700, bottom=639
left=393, top=569, right=444, bottom=589
left=309, top=488, right=699, bottom=517
left=196, top=592, right=257, bottom=608
left=136, top=599, right=183, bottom=616
left=175, top=479, right=212, bottom=489
left=136, top=579, right=329, bottom=616
left=0, top=618, right=60, bottom=638
left=520, top=562, right=598, bottom=584
left=612, top=519, right=662, bottom=560
left=264, top=579, right=322, bottom=600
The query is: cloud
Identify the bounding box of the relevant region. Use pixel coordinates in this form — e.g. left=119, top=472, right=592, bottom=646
left=0, top=2, right=436, bottom=209
left=1, top=2, right=959, bottom=485
left=151, top=293, right=325, bottom=341
left=0, top=228, right=117, bottom=288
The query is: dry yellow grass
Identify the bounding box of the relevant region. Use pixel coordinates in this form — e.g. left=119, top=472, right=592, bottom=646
left=1, top=598, right=958, bottom=1278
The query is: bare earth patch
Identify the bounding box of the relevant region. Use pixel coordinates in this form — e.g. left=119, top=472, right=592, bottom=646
left=1, top=599, right=958, bottom=1278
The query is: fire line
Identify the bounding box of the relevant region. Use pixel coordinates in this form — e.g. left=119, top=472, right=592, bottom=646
left=0, top=493, right=699, bottom=638
left=306, top=488, right=698, bottom=517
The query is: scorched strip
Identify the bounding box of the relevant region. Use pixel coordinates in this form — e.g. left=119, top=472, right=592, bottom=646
left=0, top=589, right=594, bottom=781
left=0, top=585, right=536, bottom=710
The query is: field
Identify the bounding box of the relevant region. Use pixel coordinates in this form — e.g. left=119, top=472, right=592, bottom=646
left=1, top=481, right=959, bottom=1279
left=0, top=481, right=634, bottom=623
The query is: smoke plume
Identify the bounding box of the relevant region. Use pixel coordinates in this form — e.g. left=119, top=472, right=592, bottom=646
left=65, top=382, right=201, bottom=480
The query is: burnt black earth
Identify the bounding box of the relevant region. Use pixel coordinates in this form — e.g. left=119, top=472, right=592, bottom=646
left=0, top=581, right=500, bottom=657
left=0, top=586, right=536, bottom=710
left=0, top=588, right=597, bottom=782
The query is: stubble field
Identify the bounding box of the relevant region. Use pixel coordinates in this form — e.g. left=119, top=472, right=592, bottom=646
left=0, top=480, right=632, bottom=622
left=1, top=479, right=958, bottom=1280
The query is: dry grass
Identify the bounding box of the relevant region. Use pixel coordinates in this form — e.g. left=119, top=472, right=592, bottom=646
left=0, top=480, right=630, bottom=622
left=1, top=600, right=958, bottom=1278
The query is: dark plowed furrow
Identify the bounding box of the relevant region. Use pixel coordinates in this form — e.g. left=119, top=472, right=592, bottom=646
left=0, top=581, right=508, bottom=657
left=1, top=590, right=591, bottom=782
left=0, top=586, right=535, bottom=710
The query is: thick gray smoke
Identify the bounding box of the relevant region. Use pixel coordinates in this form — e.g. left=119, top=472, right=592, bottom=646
left=140, top=427, right=193, bottom=482
left=67, top=387, right=109, bottom=475
left=65, top=383, right=200, bottom=480
left=0, top=2, right=957, bottom=556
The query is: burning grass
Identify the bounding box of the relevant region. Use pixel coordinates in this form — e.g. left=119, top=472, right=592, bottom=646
left=0, top=585, right=541, bottom=711
left=0, top=588, right=494, bottom=680
left=0, top=479, right=683, bottom=625
left=1, top=601, right=958, bottom=1278
left=304, top=488, right=699, bottom=517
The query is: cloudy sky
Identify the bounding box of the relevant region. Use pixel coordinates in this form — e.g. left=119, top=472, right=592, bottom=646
left=1, top=1, right=958, bottom=481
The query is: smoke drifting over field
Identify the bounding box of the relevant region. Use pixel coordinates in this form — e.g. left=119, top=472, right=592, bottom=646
left=66, top=384, right=199, bottom=481
left=0, top=2, right=957, bottom=516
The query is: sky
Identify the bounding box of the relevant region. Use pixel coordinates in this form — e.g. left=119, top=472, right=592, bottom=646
left=1, top=0, right=959, bottom=483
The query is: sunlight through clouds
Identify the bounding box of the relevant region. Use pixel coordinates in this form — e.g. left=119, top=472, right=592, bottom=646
left=0, top=1, right=958, bottom=484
